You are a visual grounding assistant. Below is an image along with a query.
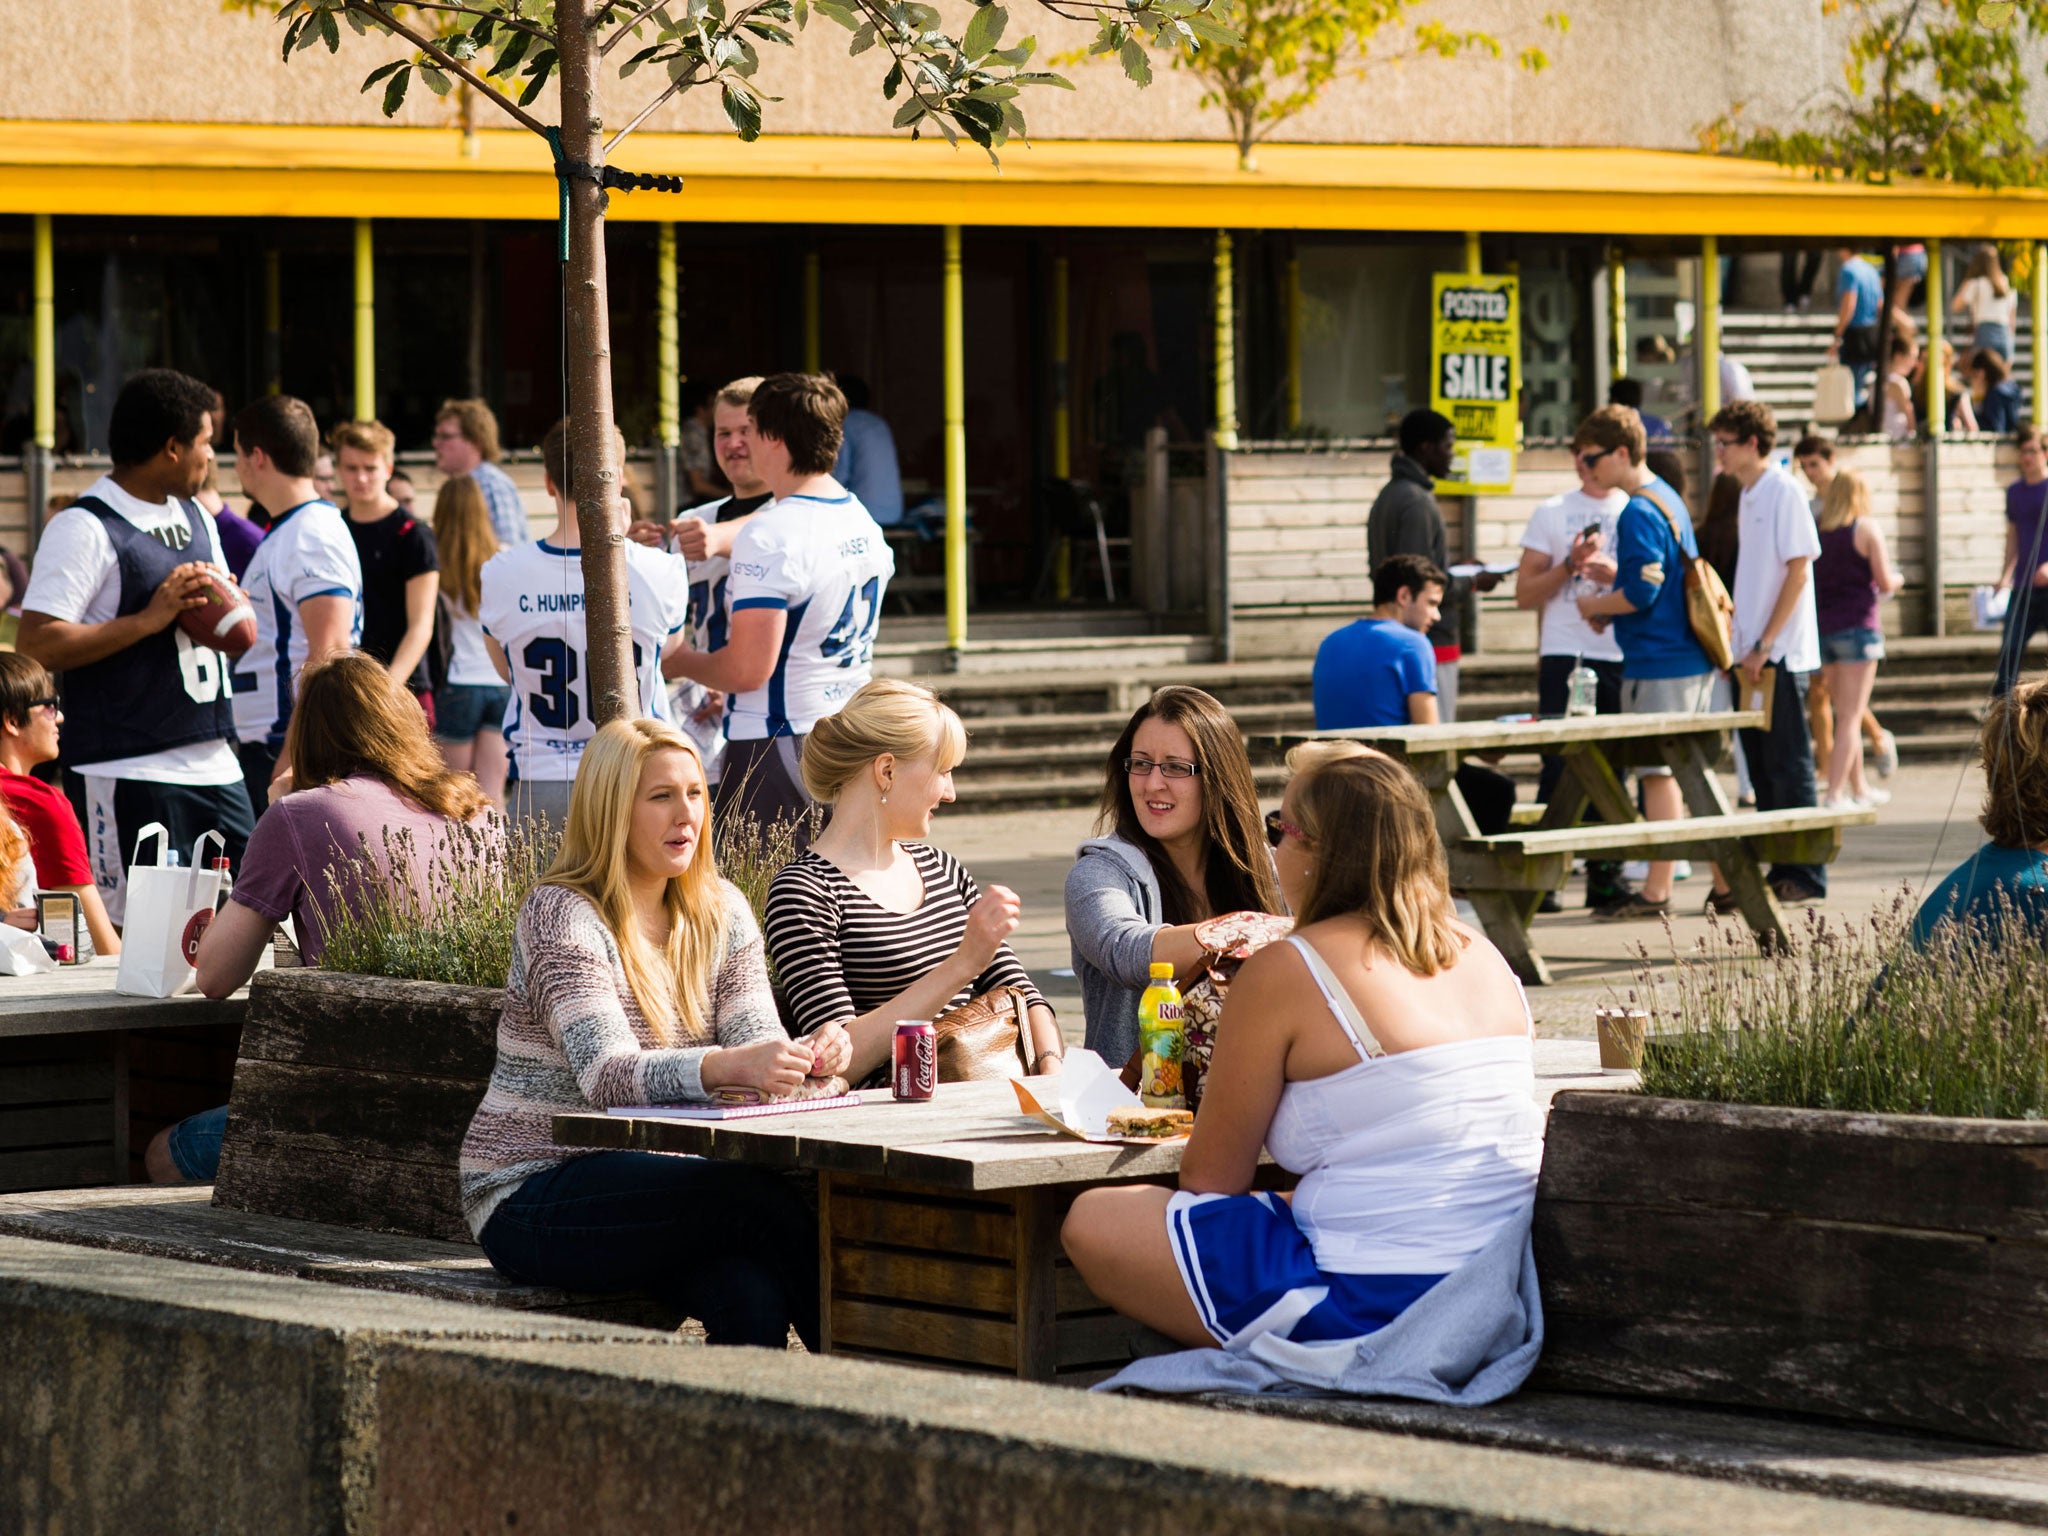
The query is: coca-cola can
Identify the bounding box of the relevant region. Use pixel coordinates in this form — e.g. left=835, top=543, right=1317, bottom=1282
left=892, top=1021, right=936, bottom=1102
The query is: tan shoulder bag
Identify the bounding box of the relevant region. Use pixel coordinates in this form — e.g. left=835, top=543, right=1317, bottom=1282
left=1639, top=487, right=1736, bottom=672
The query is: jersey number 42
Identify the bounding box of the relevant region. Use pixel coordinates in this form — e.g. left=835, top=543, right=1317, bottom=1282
left=820, top=577, right=883, bottom=669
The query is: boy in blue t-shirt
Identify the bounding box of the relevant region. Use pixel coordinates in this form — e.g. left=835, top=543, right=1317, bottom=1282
left=1571, top=405, right=1716, bottom=922
left=1314, top=554, right=1517, bottom=834
left=1313, top=554, right=1446, bottom=729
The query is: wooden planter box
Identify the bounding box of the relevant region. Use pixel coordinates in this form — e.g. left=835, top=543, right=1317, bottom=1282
left=212, top=969, right=503, bottom=1244
left=1533, top=1091, right=2048, bottom=1450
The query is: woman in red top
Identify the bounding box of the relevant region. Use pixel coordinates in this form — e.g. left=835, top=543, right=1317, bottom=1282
left=0, top=653, right=120, bottom=956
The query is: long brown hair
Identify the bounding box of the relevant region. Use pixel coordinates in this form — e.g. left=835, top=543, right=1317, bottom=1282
left=0, top=800, right=28, bottom=900
left=432, top=474, right=498, bottom=616
left=1286, top=741, right=1463, bottom=975
left=284, top=653, right=491, bottom=823
left=1965, top=242, right=2011, bottom=297
left=1981, top=680, right=2048, bottom=851
left=1096, top=686, right=1281, bottom=925
left=545, top=719, right=728, bottom=1045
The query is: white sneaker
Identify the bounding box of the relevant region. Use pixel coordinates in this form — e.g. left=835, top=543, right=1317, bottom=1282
left=1873, top=729, right=1899, bottom=780
left=1674, top=860, right=1693, bottom=882
left=1855, top=787, right=1892, bottom=808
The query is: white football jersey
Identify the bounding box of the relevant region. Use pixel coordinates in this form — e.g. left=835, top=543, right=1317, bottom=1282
left=231, top=499, right=363, bottom=747
left=478, top=538, right=691, bottom=781
left=722, top=489, right=894, bottom=741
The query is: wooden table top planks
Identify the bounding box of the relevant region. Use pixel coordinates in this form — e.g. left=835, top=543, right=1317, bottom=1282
left=0, top=956, right=248, bottom=1040
left=1270, top=710, right=1764, bottom=757
left=556, top=1043, right=1623, bottom=1194
left=557, top=1081, right=1194, bottom=1193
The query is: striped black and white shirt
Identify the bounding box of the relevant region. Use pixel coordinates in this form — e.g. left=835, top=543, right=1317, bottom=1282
left=764, top=843, right=1048, bottom=1064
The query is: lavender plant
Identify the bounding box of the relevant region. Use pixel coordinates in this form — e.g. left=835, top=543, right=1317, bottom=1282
left=1625, top=890, right=2048, bottom=1119
left=316, top=815, right=555, bottom=989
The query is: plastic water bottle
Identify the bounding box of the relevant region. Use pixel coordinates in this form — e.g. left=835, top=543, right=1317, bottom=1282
left=1138, top=962, right=1186, bottom=1109
left=212, top=856, right=233, bottom=914
left=1566, top=655, right=1599, bottom=718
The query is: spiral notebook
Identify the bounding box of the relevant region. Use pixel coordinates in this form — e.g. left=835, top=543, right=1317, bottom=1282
left=607, top=1093, right=864, bottom=1121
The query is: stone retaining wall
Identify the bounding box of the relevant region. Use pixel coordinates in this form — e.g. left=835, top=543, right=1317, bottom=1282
left=0, top=1233, right=2019, bottom=1536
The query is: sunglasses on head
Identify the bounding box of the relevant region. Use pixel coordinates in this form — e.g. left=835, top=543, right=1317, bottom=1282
left=1264, top=809, right=1309, bottom=848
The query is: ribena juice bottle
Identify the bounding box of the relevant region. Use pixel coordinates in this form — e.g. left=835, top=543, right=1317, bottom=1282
left=1138, top=962, right=1186, bottom=1109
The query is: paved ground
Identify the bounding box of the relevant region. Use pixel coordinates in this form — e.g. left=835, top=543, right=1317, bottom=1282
left=925, top=759, right=1991, bottom=1041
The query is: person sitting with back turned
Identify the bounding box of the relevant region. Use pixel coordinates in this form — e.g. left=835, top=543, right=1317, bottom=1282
left=460, top=718, right=822, bottom=1348
left=764, top=679, right=1062, bottom=1087
left=1063, top=743, right=1544, bottom=1394
left=1064, top=686, right=1284, bottom=1072
left=1313, top=554, right=1517, bottom=837
left=0, top=654, right=120, bottom=957
left=1912, top=679, right=2048, bottom=948
left=147, top=652, right=495, bottom=1185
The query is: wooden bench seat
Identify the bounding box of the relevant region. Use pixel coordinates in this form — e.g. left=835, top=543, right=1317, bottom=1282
left=1451, top=805, right=1877, bottom=891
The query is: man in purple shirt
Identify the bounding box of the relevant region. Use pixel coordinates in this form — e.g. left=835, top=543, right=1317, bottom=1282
left=1996, top=422, right=2048, bottom=698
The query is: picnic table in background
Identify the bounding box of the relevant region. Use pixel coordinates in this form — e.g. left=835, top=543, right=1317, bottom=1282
left=1269, top=712, right=1874, bottom=985
left=558, top=1045, right=1624, bottom=1382
left=0, top=957, right=245, bottom=1190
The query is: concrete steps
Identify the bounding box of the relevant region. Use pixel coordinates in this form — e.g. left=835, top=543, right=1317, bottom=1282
left=919, top=636, right=2004, bottom=811
left=1722, top=306, right=2036, bottom=424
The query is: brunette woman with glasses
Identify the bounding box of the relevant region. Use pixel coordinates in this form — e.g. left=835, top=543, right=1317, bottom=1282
left=1064, top=686, right=1283, bottom=1070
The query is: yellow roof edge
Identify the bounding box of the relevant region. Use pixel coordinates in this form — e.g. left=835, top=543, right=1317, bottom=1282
left=5, top=120, right=2048, bottom=237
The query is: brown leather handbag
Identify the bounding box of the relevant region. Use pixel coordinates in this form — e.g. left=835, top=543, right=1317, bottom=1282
left=933, top=985, right=1039, bottom=1082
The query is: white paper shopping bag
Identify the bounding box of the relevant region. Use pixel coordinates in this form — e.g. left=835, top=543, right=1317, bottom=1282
left=115, top=825, right=226, bottom=999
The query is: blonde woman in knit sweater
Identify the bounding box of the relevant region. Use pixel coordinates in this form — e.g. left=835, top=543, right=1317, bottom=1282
left=459, top=717, right=846, bottom=1346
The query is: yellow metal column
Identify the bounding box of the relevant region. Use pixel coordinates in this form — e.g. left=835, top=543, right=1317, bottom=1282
left=1464, top=231, right=1482, bottom=277
left=2036, top=244, right=2047, bottom=420
left=31, top=215, right=53, bottom=449
left=802, top=247, right=821, bottom=374
left=1051, top=254, right=1071, bottom=479
left=1608, top=249, right=1627, bottom=380
left=943, top=226, right=968, bottom=653
left=1925, top=238, right=1945, bottom=437
left=657, top=222, right=680, bottom=448
left=1700, top=235, right=1722, bottom=423
left=1213, top=231, right=1238, bottom=449
left=1284, top=253, right=1302, bottom=431
left=353, top=218, right=375, bottom=420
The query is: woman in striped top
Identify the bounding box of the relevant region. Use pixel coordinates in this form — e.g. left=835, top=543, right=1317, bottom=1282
left=459, top=718, right=845, bottom=1347
left=764, top=679, right=1063, bottom=1086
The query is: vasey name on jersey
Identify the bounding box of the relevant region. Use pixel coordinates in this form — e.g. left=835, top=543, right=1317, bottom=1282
left=517, top=592, right=585, bottom=614
left=837, top=536, right=875, bottom=558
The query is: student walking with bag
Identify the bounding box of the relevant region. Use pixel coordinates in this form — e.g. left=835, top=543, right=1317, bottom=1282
left=763, top=679, right=1062, bottom=1087
left=1570, top=406, right=1722, bottom=921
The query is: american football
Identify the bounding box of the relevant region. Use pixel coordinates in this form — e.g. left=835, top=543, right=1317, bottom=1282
left=179, top=570, right=258, bottom=656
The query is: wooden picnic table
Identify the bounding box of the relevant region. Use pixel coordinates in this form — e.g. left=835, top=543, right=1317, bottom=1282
left=1273, top=711, right=1875, bottom=985
left=0, top=957, right=246, bottom=1192
left=557, top=1043, right=1621, bottom=1382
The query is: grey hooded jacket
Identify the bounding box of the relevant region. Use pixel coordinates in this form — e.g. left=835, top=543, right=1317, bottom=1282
left=1063, top=836, right=1164, bottom=1069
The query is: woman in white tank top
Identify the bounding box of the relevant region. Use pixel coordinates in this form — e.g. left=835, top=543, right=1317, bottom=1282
left=1064, top=741, right=1544, bottom=1353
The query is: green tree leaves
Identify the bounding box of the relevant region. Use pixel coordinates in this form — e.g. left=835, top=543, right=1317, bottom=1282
left=1702, top=0, right=2048, bottom=190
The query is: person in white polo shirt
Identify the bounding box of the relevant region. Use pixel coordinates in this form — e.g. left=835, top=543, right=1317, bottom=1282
left=1710, top=398, right=1826, bottom=905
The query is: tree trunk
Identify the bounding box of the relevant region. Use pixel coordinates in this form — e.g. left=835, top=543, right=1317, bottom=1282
left=557, top=0, right=635, bottom=727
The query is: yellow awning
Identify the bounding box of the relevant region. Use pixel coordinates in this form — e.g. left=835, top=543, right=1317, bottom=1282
left=6, top=119, right=2048, bottom=237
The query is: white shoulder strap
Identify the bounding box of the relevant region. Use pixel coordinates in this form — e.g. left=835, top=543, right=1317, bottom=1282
left=1286, top=936, right=1385, bottom=1061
